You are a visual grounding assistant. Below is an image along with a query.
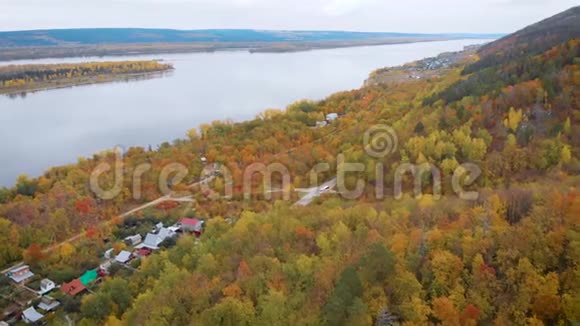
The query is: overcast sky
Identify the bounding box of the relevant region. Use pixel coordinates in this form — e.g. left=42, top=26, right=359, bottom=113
left=0, top=0, right=576, bottom=33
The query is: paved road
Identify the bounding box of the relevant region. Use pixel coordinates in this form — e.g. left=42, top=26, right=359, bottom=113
left=293, top=178, right=338, bottom=207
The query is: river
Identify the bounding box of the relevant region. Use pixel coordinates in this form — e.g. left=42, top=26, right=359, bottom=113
left=0, top=39, right=492, bottom=186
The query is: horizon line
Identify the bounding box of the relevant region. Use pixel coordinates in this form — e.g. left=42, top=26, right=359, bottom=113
left=0, top=27, right=506, bottom=36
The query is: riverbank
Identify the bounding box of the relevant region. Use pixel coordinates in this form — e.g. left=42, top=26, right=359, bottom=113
left=0, top=71, right=172, bottom=96
left=0, top=36, right=480, bottom=61
left=364, top=44, right=482, bottom=86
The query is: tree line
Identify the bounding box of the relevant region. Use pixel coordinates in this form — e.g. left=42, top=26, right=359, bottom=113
left=0, top=60, right=173, bottom=88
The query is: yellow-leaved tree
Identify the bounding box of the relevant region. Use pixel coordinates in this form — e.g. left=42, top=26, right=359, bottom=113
left=504, top=107, right=523, bottom=132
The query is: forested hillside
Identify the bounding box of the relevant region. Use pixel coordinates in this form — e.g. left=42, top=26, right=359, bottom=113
left=0, top=10, right=579, bottom=326
left=463, top=6, right=580, bottom=74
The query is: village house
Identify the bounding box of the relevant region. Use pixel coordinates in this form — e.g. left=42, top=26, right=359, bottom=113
left=136, top=227, right=176, bottom=250
left=21, top=307, right=43, bottom=324
left=61, top=279, right=86, bottom=296
left=180, top=218, right=204, bottom=236
left=6, top=265, right=34, bottom=284
left=38, top=278, right=55, bottom=295
left=115, top=250, right=132, bottom=264
left=124, top=234, right=143, bottom=246
left=37, top=296, right=60, bottom=312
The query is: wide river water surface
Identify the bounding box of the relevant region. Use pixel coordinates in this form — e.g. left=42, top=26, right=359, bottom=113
left=0, top=39, right=492, bottom=186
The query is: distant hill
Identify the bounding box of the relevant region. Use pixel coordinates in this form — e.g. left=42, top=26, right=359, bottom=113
left=0, top=28, right=502, bottom=48
left=424, top=6, right=580, bottom=105
left=465, top=6, right=580, bottom=74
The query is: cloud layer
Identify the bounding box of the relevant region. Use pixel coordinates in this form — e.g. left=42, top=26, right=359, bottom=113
left=0, top=0, right=576, bottom=33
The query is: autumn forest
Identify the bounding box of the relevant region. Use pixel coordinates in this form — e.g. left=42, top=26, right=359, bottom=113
left=0, top=6, right=579, bottom=326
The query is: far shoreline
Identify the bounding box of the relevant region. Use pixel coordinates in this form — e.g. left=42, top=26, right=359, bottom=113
left=0, top=60, right=173, bottom=96
left=0, top=70, right=173, bottom=97
left=0, top=36, right=490, bottom=62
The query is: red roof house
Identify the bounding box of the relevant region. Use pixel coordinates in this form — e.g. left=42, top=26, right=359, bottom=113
left=61, top=279, right=86, bottom=296
left=180, top=218, right=204, bottom=235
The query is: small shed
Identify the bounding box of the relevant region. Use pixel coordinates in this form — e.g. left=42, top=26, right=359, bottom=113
left=22, top=307, right=43, bottom=324
left=37, top=296, right=60, bottom=312
left=39, top=278, right=55, bottom=294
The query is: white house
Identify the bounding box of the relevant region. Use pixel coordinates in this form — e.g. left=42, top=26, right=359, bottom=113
left=38, top=279, right=55, bottom=295
left=180, top=218, right=204, bottom=235
left=22, top=307, right=43, bottom=324
left=326, top=113, right=338, bottom=121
